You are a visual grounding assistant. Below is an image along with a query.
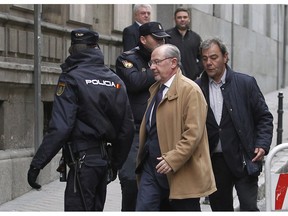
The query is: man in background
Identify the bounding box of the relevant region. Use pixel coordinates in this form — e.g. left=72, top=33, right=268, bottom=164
left=122, top=4, right=151, bottom=51
left=166, top=7, right=203, bottom=80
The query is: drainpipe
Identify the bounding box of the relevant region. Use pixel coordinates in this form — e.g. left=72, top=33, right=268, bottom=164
left=277, top=5, right=280, bottom=89
left=282, top=5, right=287, bottom=88
left=231, top=4, right=234, bottom=68
left=34, top=4, right=41, bottom=152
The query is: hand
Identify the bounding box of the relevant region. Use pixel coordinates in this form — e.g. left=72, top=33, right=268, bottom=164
left=156, top=157, right=172, bottom=174
left=252, top=147, right=265, bottom=162
left=27, top=165, right=41, bottom=189
left=107, top=166, right=117, bottom=185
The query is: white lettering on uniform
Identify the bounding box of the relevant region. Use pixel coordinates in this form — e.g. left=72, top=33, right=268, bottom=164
left=85, top=79, right=116, bottom=87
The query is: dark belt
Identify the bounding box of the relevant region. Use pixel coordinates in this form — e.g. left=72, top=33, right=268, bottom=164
left=76, top=147, right=101, bottom=158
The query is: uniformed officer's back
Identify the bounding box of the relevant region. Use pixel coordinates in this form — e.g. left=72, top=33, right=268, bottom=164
left=27, top=28, right=134, bottom=211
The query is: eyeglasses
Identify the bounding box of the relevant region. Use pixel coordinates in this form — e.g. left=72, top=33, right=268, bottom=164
left=148, top=57, right=173, bottom=67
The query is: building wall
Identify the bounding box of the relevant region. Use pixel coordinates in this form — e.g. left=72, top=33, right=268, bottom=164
left=0, top=4, right=287, bottom=204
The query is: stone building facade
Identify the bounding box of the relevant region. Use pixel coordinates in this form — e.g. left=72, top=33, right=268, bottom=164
left=0, top=4, right=287, bottom=204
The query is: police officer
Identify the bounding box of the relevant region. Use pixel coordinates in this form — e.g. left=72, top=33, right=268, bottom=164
left=27, top=28, right=134, bottom=211
left=116, top=22, right=170, bottom=211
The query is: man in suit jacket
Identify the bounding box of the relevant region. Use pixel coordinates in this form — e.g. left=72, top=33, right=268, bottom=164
left=116, top=22, right=170, bottom=211
left=195, top=37, right=273, bottom=211
left=136, top=44, right=216, bottom=211
left=122, top=4, right=151, bottom=51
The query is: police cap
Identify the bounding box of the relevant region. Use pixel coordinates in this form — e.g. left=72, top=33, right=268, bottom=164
left=71, top=28, right=99, bottom=45
left=139, top=22, right=170, bottom=39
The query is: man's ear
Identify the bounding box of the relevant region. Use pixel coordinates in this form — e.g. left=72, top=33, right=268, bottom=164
left=171, top=58, right=178, bottom=69
left=140, top=36, right=146, bottom=45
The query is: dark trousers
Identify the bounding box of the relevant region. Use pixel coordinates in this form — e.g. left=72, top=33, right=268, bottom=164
left=136, top=160, right=200, bottom=211
left=119, top=132, right=139, bottom=211
left=64, top=163, right=107, bottom=211
left=136, top=160, right=170, bottom=211
left=170, top=198, right=201, bottom=211
left=120, top=179, right=138, bottom=211
left=209, top=153, right=259, bottom=211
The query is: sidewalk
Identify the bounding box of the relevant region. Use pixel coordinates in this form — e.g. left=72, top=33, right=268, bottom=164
left=0, top=177, right=213, bottom=211
left=0, top=177, right=121, bottom=211
left=0, top=86, right=287, bottom=212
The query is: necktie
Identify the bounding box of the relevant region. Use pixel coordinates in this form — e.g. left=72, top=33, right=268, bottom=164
left=151, top=85, right=166, bottom=126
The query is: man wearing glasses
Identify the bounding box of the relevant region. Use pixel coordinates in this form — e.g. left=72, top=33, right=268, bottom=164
left=135, top=44, right=216, bottom=211
left=116, top=22, right=170, bottom=211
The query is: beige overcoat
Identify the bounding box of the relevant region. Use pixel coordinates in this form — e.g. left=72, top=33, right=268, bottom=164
left=137, top=69, right=216, bottom=199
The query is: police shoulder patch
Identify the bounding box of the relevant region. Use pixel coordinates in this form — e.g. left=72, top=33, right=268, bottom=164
left=122, top=60, right=133, bottom=68
left=56, top=82, right=65, bottom=96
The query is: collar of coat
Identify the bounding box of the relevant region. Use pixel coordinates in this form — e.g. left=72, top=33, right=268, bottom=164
left=196, top=65, right=236, bottom=101
left=148, top=68, right=184, bottom=103
left=200, top=65, right=234, bottom=87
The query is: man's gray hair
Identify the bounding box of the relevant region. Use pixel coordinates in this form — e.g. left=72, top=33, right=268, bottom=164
left=133, top=4, right=151, bottom=14
left=163, top=44, right=181, bottom=64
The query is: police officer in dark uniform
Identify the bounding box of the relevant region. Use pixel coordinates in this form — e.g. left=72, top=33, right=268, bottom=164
left=115, top=22, right=170, bottom=211
left=27, top=28, right=134, bottom=211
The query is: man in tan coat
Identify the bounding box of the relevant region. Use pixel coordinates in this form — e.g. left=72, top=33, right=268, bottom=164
left=135, top=44, right=216, bottom=211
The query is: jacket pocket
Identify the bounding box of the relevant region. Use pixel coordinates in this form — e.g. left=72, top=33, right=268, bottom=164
left=245, top=159, right=261, bottom=176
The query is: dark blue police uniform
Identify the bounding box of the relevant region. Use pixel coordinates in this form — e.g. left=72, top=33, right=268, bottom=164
left=28, top=28, right=134, bottom=211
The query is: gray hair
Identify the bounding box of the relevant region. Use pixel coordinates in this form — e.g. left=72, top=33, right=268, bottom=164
left=162, top=44, right=181, bottom=66
left=133, top=4, right=151, bottom=14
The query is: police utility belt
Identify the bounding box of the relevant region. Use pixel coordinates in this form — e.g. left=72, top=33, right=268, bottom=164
left=70, top=140, right=109, bottom=167
left=57, top=140, right=111, bottom=182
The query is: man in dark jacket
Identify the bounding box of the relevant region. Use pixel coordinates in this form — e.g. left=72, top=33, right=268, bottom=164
left=195, top=37, right=273, bottom=211
left=27, top=28, right=134, bottom=211
left=122, top=4, right=151, bottom=51
left=166, top=7, right=203, bottom=80
left=116, top=21, right=170, bottom=211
